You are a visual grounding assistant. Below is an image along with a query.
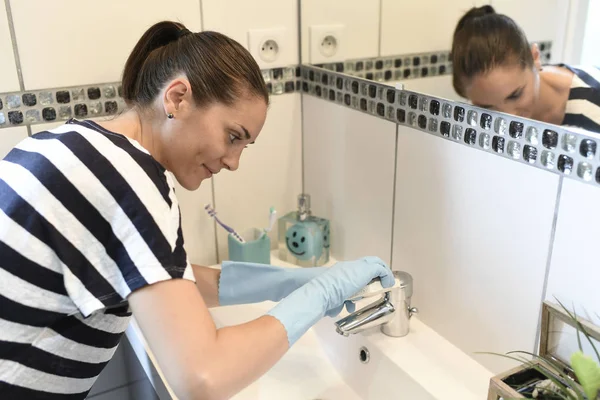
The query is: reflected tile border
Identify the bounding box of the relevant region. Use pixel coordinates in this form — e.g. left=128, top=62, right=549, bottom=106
left=315, top=41, right=552, bottom=83
left=300, top=61, right=600, bottom=189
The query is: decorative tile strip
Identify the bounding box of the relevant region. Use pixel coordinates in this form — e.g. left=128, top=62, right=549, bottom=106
left=0, top=67, right=300, bottom=129
left=301, top=59, right=600, bottom=189
left=314, top=41, right=552, bottom=83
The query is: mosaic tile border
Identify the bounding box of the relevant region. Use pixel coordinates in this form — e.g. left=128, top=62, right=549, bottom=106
left=0, top=67, right=300, bottom=129
left=314, top=41, right=553, bottom=83
left=301, top=62, right=600, bottom=189
left=0, top=83, right=127, bottom=128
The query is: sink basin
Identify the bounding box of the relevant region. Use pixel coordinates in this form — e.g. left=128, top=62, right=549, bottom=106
left=127, top=299, right=492, bottom=399
left=125, top=254, right=492, bottom=399
left=210, top=302, right=360, bottom=400
left=311, top=302, right=493, bottom=400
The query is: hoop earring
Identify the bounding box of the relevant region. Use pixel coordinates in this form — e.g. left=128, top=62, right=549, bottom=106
left=167, top=113, right=174, bottom=119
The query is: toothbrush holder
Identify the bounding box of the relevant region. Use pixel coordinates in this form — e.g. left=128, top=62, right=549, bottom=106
left=227, top=228, right=271, bottom=264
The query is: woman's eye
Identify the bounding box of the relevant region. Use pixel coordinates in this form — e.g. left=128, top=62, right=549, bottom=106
left=229, top=133, right=239, bottom=144
left=508, top=91, right=522, bottom=100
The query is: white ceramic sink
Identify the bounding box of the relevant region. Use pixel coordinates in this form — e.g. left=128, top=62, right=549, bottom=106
left=127, top=299, right=492, bottom=399
left=125, top=253, right=492, bottom=399
left=210, top=302, right=361, bottom=400
left=211, top=300, right=492, bottom=400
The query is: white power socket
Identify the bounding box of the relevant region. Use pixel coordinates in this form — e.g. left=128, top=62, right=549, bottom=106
left=248, top=27, right=287, bottom=69
left=309, top=24, right=345, bottom=64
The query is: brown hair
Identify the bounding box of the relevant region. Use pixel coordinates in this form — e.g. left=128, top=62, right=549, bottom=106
left=451, top=6, right=533, bottom=97
left=122, top=21, right=268, bottom=109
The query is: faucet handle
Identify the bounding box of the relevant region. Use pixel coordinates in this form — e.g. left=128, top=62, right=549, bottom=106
left=409, top=306, right=418, bottom=318
left=347, top=276, right=402, bottom=301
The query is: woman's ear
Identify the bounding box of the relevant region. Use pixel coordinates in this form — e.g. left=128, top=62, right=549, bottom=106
left=163, top=77, right=193, bottom=117
left=531, top=43, right=542, bottom=71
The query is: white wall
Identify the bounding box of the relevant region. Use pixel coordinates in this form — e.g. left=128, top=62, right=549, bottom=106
left=491, top=0, right=570, bottom=63
left=380, top=0, right=479, bottom=56
left=300, top=0, right=380, bottom=63
left=213, top=93, right=303, bottom=261
left=0, top=127, right=28, bottom=159
left=580, top=0, right=600, bottom=65
left=0, top=5, right=20, bottom=93
left=391, top=126, right=560, bottom=373
left=10, top=0, right=202, bottom=90
left=546, top=178, right=600, bottom=324
left=391, top=76, right=465, bottom=103
left=202, top=0, right=299, bottom=68
left=302, top=96, right=397, bottom=265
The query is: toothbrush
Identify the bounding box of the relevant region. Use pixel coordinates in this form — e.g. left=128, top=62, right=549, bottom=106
left=258, top=207, right=277, bottom=239
left=204, top=204, right=245, bottom=243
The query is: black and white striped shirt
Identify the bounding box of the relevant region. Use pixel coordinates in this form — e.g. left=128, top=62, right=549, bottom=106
left=0, top=119, right=195, bottom=399
left=560, top=64, right=600, bottom=133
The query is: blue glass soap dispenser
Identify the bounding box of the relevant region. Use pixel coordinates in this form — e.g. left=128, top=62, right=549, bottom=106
left=278, top=193, right=330, bottom=267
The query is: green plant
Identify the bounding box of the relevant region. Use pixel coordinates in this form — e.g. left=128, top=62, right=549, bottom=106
left=480, top=300, right=600, bottom=399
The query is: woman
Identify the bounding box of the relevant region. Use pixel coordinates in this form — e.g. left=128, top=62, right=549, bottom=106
left=452, top=5, right=600, bottom=132
left=0, top=22, right=393, bottom=399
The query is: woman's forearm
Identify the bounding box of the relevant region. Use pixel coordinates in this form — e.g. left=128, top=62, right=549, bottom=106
left=192, top=264, right=221, bottom=308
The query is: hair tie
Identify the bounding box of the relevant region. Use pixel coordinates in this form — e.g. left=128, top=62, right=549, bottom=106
left=177, top=28, right=192, bottom=39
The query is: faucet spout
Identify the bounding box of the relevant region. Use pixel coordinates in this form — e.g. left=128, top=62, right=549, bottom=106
left=334, top=271, right=417, bottom=338
left=335, top=293, right=395, bottom=336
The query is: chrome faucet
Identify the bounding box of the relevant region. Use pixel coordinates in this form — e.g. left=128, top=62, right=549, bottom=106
left=335, top=271, right=418, bottom=337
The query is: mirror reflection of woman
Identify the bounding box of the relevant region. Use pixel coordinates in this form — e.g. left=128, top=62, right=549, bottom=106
left=452, top=6, right=600, bottom=133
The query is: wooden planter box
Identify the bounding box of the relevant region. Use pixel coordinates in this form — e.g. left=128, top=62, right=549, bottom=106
left=488, top=301, right=600, bottom=400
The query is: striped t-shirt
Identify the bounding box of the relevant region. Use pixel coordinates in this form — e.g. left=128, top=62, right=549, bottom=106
left=0, top=119, right=195, bottom=399
left=560, top=64, right=600, bottom=132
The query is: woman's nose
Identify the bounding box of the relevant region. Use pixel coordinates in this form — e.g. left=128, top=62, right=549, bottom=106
left=222, top=151, right=241, bottom=172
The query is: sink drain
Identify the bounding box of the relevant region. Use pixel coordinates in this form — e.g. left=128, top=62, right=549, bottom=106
left=359, top=346, right=370, bottom=364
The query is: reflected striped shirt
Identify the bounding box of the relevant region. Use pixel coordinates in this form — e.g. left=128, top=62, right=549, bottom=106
left=560, top=64, right=600, bottom=133
left=0, top=119, right=195, bottom=399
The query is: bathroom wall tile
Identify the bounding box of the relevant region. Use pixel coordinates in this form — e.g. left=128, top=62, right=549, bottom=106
left=213, top=94, right=302, bottom=262
left=392, top=127, right=559, bottom=373
left=302, top=96, right=396, bottom=265
left=0, top=127, right=28, bottom=159
left=380, top=0, right=477, bottom=56
left=546, top=178, right=600, bottom=324
left=301, top=0, right=379, bottom=63
left=391, top=76, right=464, bottom=103
left=201, top=0, right=298, bottom=67
left=30, top=121, right=70, bottom=134
left=491, top=0, right=569, bottom=62
left=0, top=5, right=20, bottom=92
left=10, top=0, right=202, bottom=90
left=176, top=181, right=218, bottom=266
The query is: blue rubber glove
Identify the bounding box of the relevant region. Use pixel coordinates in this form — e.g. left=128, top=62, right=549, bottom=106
left=266, top=256, right=394, bottom=346
left=218, top=261, right=356, bottom=317
left=218, top=261, right=327, bottom=305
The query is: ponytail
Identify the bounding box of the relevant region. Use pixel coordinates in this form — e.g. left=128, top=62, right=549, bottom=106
left=121, top=21, right=268, bottom=109
left=451, top=6, right=533, bottom=97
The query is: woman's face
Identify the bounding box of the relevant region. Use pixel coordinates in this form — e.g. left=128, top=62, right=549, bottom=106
left=464, top=64, right=539, bottom=118
left=462, top=46, right=542, bottom=118
left=157, top=80, right=268, bottom=191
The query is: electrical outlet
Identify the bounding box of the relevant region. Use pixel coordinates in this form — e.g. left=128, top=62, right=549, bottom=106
left=309, top=24, right=345, bottom=64
left=248, top=27, right=288, bottom=69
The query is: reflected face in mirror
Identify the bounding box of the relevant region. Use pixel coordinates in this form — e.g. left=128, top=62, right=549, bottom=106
left=464, top=63, right=540, bottom=119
